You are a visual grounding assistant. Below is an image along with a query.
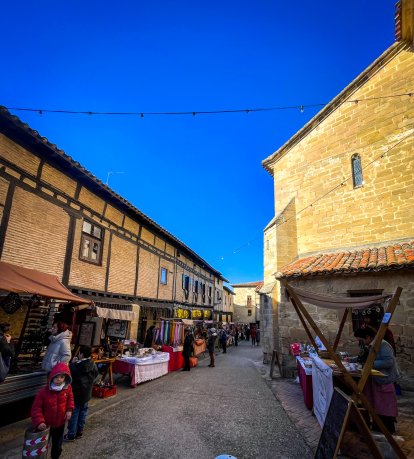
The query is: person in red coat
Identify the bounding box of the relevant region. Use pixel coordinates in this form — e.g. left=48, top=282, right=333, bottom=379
left=31, top=362, right=74, bottom=459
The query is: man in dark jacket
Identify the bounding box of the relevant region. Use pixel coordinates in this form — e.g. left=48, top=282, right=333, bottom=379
left=64, top=347, right=98, bottom=441
left=0, top=323, right=15, bottom=382
left=182, top=328, right=194, bottom=371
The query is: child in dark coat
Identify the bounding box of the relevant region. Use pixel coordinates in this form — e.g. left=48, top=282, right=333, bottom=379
left=31, top=362, right=74, bottom=459
left=64, top=346, right=98, bottom=441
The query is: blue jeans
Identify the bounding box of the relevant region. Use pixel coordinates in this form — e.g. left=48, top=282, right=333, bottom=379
left=67, top=403, right=89, bottom=437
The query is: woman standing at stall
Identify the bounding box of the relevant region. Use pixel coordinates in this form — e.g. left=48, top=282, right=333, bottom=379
left=42, top=321, right=72, bottom=373
left=354, top=327, right=400, bottom=434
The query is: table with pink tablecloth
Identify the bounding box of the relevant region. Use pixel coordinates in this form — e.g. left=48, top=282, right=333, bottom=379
left=113, top=353, right=170, bottom=387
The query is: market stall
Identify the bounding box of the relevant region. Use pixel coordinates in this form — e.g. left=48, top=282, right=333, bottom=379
left=113, top=349, right=170, bottom=387
left=0, top=261, right=90, bottom=405
left=282, top=280, right=405, bottom=459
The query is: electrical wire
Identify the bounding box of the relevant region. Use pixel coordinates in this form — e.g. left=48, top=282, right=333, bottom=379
left=4, top=92, right=414, bottom=118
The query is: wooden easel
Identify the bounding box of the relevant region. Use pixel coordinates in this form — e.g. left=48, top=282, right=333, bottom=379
left=281, top=280, right=406, bottom=459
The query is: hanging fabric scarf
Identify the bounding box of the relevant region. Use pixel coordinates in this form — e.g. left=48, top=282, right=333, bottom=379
left=160, top=321, right=165, bottom=344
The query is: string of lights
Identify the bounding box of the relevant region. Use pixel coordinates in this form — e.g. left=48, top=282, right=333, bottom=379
left=219, top=122, right=414, bottom=261
left=4, top=91, right=414, bottom=118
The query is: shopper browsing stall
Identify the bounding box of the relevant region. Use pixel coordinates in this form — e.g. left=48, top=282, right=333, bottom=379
left=182, top=328, right=194, bottom=371
left=354, top=327, right=400, bottom=434
left=42, top=321, right=72, bottom=373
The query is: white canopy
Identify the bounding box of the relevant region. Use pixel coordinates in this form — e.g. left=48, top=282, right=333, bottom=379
left=286, top=286, right=392, bottom=310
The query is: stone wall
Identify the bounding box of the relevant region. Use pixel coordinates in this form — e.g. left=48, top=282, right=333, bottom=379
left=268, top=46, right=414, bottom=259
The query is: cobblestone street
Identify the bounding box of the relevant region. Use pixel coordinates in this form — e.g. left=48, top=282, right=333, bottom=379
left=2, top=341, right=413, bottom=458
left=0, top=342, right=312, bottom=459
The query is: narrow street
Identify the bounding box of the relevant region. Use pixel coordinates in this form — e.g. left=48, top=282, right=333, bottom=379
left=2, top=342, right=312, bottom=459
left=65, top=342, right=311, bottom=459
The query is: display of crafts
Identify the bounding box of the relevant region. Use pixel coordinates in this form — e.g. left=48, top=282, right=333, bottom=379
left=136, top=347, right=156, bottom=358
left=329, top=362, right=360, bottom=372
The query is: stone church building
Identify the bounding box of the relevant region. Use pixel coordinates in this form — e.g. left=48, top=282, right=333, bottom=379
left=260, top=0, right=414, bottom=376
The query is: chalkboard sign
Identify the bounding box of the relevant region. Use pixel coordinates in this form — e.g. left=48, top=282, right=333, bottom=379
left=314, top=388, right=351, bottom=459
left=78, top=322, right=96, bottom=346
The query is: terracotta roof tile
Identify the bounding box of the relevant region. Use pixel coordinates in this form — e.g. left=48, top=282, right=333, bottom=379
left=277, top=240, right=414, bottom=278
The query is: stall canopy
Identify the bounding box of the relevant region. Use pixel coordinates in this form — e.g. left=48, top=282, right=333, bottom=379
left=281, top=280, right=405, bottom=459
left=0, top=261, right=91, bottom=304
left=95, top=306, right=138, bottom=321
left=288, top=287, right=392, bottom=309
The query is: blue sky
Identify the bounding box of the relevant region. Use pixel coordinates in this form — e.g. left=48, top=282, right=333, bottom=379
left=1, top=1, right=396, bottom=284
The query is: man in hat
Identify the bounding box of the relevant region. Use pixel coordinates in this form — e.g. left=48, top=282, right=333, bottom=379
left=207, top=328, right=217, bottom=368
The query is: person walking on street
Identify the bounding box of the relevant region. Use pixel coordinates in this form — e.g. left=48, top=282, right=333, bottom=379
left=182, top=328, right=194, bottom=371
left=251, top=327, right=257, bottom=346
left=64, top=347, right=98, bottom=441
left=245, top=326, right=250, bottom=342
left=234, top=328, right=239, bottom=347
left=256, top=328, right=260, bottom=346
left=220, top=328, right=227, bottom=354
left=207, top=328, right=217, bottom=367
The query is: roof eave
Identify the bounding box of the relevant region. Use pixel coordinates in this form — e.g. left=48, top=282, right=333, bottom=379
left=0, top=107, right=225, bottom=280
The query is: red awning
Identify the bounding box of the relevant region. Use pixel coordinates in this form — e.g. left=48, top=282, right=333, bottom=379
left=0, top=261, right=91, bottom=304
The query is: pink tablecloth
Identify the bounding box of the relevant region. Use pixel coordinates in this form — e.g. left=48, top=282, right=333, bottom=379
left=296, top=357, right=313, bottom=410
left=113, top=355, right=169, bottom=387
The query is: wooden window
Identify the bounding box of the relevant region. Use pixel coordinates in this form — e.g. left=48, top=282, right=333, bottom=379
left=80, top=220, right=103, bottom=264
left=160, top=267, right=168, bottom=285
left=248, top=309, right=252, bottom=316
left=351, top=154, right=363, bottom=188
left=182, top=274, right=190, bottom=291
left=247, top=295, right=252, bottom=306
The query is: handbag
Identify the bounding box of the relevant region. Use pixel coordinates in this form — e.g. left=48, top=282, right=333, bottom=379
left=189, top=356, right=198, bottom=368
left=0, top=353, right=10, bottom=383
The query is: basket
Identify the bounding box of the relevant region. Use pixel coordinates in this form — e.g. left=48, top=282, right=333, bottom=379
left=92, top=384, right=117, bottom=398
left=22, top=427, right=49, bottom=458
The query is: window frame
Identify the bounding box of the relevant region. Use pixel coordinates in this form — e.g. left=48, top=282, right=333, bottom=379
left=160, top=267, right=168, bottom=285
left=351, top=153, right=364, bottom=188
left=79, top=219, right=104, bottom=265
